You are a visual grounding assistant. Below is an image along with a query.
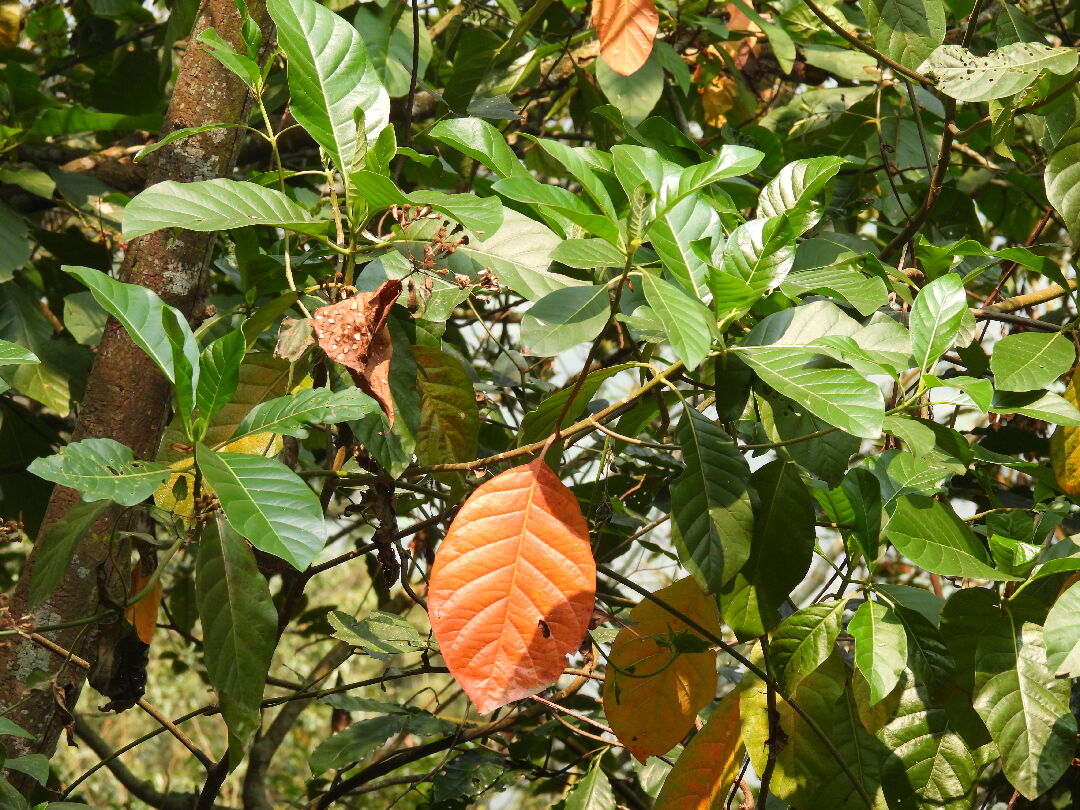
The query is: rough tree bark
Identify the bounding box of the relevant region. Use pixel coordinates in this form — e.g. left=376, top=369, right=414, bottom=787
left=0, top=0, right=270, bottom=777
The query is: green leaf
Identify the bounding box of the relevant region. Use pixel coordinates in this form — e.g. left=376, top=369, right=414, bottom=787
left=530, top=137, right=618, bottom=217
left=353, top=3, right=431, bottom=98
left=863, top=0, right=945, bottom=70
left=816, top=467, right=882, bottom=560
left=350, top=170, right=503, bottom=234
left=640, top=272, right=715, bottom=370
left=432, top=752, right=506, bottom=805
left=595, top=55, right=663, bottom=126
left=663, top=145, right=765, bottom=210
left=196, top=515, right=278, bottom=761
left=716, top=216, right=796, bottom=303
left=991, top=389, right=1080, bottom=426
left=310, top=715, right=407, bottom=774
left=923, top=374, right=993, bottom=412
left=647, top=194, right=717, bottom=299
left=670, top=409, right=754, bottom=593
left=755, top=389, right=861, bottom=487
left=974, top=619, right=1075, bottom=799
left=196, top=27, right=261, bottom=89
left=769, top=599, right=848, bottom=693
left=991, top=332, right=1075, bottom=392
left=1045, top=125, right=1080, bottom=245
left=921, top=43, right=1077, bottom=102
left=63, top=264, right=199, bottom=389
left=736, top=346, right=884, bottom=439
left=267, top=0, right=389, bottom=172
left=717, top=460, right=815, bottom=639
left=28, top=438, right=171, bottom=507
left=885, top=494, right=1017, bottom=580
left=909, top=273, right=967, bottom=371
left=196, top=445, right=327, bottom=570
left=521, top=285, right=610, bottom=356
left=492, top=176, right=620, bottom=244
left=565, top=766, right=616, bottom=810
left=28, top=500, right=111, bottom=608
left=517, top=363, right=634, bottom=445
left=428, top=117, right=526, bottom=179
left=551, top=238, right=628, bottom=269
left=757, top=157, right=846, bottom=234
left=122, top=179, right=319, bottom=241
left=197, top=328, right=247, bottom=429
left=0, top=283, right=78, bottom=413
left=0, top=339, right=38, bottom=367
left=413, top=345, right=479, bottom=465
left=0, top=201, right=30, bottom=277
left=877, top=675, right=979, bottom=810
left=1044, top=581, right=1080, bottom=677
left=0, top=717, right=32, bottom=739
left=850, top=599, right=908, bottom=705
left=3, top=754, right=48, bottom=785
left=230, top=387, right=381, bottom=443
left=26, top=107, right=161, bottom=137
left=328, top=609, right=425, bottom=656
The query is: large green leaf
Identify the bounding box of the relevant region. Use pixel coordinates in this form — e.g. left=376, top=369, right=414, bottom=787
left=595, top=55, right=663, bottom=125
left=640, top=272, right=715, bottom=370
left=921, top=43, right=1078, bottom=102
left=196, top=515, right=278, bottom=760
left=521, top=285, right=610, bottom=356
left=716, top=216, right=796, bottom=302
left=196, top=328, right=246, bottom=430
left=268, top=0, right=389, bottom=172
left=660, top=145, right=765, bottom=212
left=122, top=179, right=319, bottom=241
left=885, top=494, right=1016, bottom=580
left=0, top=201, right=31, bottom=278
left=990, top=332, right=1075, bottom=392
left=0, top=339, right=39, bottom=367
left=28, top=500, right=111, bottom=608
left=0, top=284, right=76, bottom=414
left=757, top=157, right=846, bottom=234
left=670, top=409, right=754, bottom=593
left=877, top=675, right=979, bottom=810
left=492, top=176, right=620, bottom=244
left=1044, top=581, right=1080, bottom=677
left=230, top=387, right=382, bottom=443
left=428, top=117, right=527, bottom=179
left=551, top=238, right=627, bottom=269
left=28, top=438, right=171, bottom=507
left=974, top=619, right=1075, bottom=799
left=413, top=345, right=479, bottom=465
left=196, top=445, right=327, bottom=570
left=755, top=389, right=861, bottom=487
left=647, top=194, right=717, bottom=299
left=769, top=599, right=848, bottom=693
left=909, top=273, right=967, bottom=371
left=991, top=389, right=1080, bottom=426
left=849, top=599, right=908, bottom=706
left=1045, top=125, right=1080, bottom=244
left=717, top=460, right=815, bottom=639
left=64, top=264, right=199, bottom=389
left=350, top=170, right=503, bottom=234
left=863, top=0, right=945, bottom=69
left=735, top=346, right=884, bottom=438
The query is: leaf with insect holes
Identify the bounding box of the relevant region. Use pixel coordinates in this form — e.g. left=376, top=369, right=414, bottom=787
left=312, top=279, right=401, bottom=426
left=603, top=577, right=722, bottom=762
left=591, top=0, right=659, bottom=76
left=428, top=459, right=596, bottom=714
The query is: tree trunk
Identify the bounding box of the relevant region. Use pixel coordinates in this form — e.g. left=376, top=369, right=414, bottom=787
left=0, top=0, right=270, bottom=779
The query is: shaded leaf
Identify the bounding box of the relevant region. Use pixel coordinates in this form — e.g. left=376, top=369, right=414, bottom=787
left=414, top=345, right=479, bottom=465
left=1045, top=124, right=1080, bottom=244
left=1044, top=581, right=1080, bottom=677
left=309, top=715, right=407, bottom=775
left=566, top=766, right=616, bottom=810
left=28, top=500, right=111, bottom=608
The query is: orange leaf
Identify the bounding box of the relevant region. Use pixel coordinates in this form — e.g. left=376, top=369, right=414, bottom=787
left=124, top=569, right=163, bottom=645
left=603, top=577, right=722, bottom=762
left=654, top=688, right=744, bottom=810
left=428, top=459, right=596, bottom=714
left=1050, top=370, right=1080, bottom=495
left=591, top=0, right=659, bottom=77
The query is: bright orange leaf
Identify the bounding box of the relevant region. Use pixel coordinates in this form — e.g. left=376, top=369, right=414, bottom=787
left=603, top=577, right=722, bottom=762
left=125, top=568, right=163, bottom=645
left=591, top=0, right=659, bottom=77
left=428, top=459, right=596, bottom=714
left=653, top=688, right=744, bottom=810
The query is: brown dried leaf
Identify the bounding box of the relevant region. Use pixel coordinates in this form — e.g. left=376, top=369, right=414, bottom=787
left=312, top=279, right=402, bottom=426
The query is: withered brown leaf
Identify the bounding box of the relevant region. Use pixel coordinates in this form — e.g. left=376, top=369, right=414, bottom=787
left=312, top=279, right=402, bottom=428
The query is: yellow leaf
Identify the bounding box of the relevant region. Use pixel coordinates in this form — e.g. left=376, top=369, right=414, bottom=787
left=125, top=569, right=163, bottom=645
left=1050, top=372, right=1080, bottom=495
left=654, top=688, right=743, bottom=810
left=603, top=577, right=722, bottom=762
left=0, top=1, right=20, bottom=50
